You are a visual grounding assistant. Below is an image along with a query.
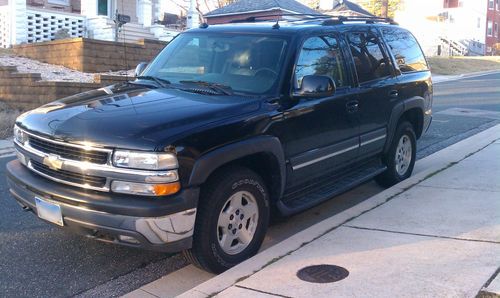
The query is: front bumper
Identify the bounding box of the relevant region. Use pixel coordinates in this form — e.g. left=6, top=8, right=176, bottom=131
left=6, top=160, right=199, bottom=253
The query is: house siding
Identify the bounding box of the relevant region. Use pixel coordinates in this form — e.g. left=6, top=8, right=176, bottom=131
left=117, top=0, right=138, bottom=23
left=206, top=9, right=284, bottom=25
left=26, top=0, right=80, bottom=13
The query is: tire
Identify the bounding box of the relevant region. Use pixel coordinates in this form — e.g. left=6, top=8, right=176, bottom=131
left=183, top=166, right=270, bottom=273
left=376, top=121, right=417, bottom=187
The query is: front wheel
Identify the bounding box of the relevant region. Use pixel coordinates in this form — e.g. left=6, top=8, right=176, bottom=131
left=376, top=121, right=417, bottom=187
left=183, top=166, right=270, bottom=273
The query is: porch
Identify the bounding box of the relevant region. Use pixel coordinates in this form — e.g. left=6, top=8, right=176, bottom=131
left=0, top=0, right=181, bottom=48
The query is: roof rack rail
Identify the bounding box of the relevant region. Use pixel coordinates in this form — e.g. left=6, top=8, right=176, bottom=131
left=228, top=13, right=329, bottom=24
left=322, top=15, right=398, bottom=25
left=228, top=13, right=398, bottom=26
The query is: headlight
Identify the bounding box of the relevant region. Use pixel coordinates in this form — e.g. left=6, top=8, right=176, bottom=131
left=14, top=126, right=28, bottom=145
left=111, top=181, right=181, bottom=196
left=112, top=150, right=178, bottom=170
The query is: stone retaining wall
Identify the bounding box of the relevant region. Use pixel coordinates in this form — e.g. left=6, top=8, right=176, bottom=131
left=0, top=65, right=127, bottom=110
left=12, top=38, right=167, bottom=73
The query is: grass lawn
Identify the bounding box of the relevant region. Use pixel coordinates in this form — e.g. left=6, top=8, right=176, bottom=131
left=428, top=56, right=500, bottom=75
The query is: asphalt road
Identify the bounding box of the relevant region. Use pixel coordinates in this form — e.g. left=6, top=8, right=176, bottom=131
left=1, top=72, right=499, bottom=298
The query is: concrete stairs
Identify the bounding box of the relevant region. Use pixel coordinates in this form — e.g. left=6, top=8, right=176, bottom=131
left=118, top=23, right=155, bottom=43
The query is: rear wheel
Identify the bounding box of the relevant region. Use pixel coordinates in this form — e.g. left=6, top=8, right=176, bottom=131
left=376, top=121, right=417, bottom=187
left=183, top=166, right=270, bottom=273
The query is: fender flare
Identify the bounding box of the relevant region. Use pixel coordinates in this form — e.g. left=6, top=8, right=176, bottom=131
left=187, top=136, right=287, bottom=199
left=384, top=96, right=425, bottom=153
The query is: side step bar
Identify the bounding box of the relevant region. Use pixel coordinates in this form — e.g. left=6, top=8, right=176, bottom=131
left=277, top=160, right=387, bottom=216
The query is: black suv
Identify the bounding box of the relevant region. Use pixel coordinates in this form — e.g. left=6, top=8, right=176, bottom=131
left=7, top=16, right=432, bottom=273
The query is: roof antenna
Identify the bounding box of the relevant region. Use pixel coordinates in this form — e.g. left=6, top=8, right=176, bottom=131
left=272, top=17, right=280, bottom=29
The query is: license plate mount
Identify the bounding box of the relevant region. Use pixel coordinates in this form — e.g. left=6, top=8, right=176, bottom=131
left=35, top=197, right=64, bottom=226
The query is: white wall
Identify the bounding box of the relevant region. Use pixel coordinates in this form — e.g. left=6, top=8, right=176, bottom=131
left=445, top=0, right=486, bottom=44
left=395, top=0, right=487, bottom=56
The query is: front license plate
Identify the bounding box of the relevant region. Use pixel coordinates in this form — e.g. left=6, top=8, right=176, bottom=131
left=35, top=197, right=64, bottom=226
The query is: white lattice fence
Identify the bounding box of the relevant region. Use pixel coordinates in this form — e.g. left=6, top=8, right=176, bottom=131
left=0, top=6, right=9, bottom=48
left=26, top=8, right=84, bottom=43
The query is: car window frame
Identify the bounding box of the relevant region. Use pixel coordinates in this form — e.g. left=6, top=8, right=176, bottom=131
left=344, top=27, right=396, bottom=86
left=377, top=26, right=430, bottom=75
left=289, top=31, right=354, bottom=99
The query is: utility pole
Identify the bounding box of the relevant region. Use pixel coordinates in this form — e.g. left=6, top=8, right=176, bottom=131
left=381, top=0, right=389, bottom=18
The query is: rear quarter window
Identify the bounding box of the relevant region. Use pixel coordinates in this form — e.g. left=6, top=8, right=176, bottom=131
left=381, top=28, right=428, bottom=73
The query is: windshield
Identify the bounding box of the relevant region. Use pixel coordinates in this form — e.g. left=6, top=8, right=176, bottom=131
left=142, top=33, right=289, bottom=95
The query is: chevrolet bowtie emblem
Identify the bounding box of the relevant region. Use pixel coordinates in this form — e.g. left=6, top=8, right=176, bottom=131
left=43, top=154, right=63, bottom=171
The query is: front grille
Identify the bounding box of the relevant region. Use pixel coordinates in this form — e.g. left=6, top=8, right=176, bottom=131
left=30, top=160, right=107, bottom=188
left=28, top=136, right=109, bottom=164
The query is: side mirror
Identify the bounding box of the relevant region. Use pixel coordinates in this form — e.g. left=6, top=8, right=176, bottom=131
left=293, top=75, right=336, bottom=99
left=134, top=62, right=148, bottom=77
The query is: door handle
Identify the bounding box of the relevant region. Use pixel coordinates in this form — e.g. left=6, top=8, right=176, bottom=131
left=346, top=100, right=359, bottom=113
left=389, top=90, right=399, bottom=98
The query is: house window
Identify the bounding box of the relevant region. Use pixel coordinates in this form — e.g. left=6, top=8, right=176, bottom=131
left=478, top=17, right=481, bottom=28
left=495, top=22, right=499, bottom=37
left=487, top=20, right=493, bottom=36
left=98, top=0, right=109, bottom=16
left=47, top=0, right=70, bottom=5
left=488, top=0, right=494, bottom=9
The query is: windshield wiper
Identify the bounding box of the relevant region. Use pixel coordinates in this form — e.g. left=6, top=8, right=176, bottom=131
left=136, top=76, right=171, bottom=88
left=179, top=80, right=233, bottom=95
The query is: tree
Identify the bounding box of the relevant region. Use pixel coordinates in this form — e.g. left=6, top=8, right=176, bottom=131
left=304, top=0, right=320, bottom=9
left=356, top=0, right=402, bottom=19
left=215, top=0, right=236, bottom=8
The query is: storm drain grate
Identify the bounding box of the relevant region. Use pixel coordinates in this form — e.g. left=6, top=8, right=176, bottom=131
left=296, top=264, right=349, bottom=283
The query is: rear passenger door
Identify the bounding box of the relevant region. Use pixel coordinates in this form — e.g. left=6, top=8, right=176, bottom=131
left=345, top=29, right=398, bottom=158
left=380, top=27, right=432, bottom=116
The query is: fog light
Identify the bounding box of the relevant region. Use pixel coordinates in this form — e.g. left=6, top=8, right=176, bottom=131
left=118, top=235, right=140, bottom=244
left=111, top=181, right=181, bottom=196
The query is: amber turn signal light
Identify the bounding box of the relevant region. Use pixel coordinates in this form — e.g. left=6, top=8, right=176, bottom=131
left=153, top=182, right=181, bottom=196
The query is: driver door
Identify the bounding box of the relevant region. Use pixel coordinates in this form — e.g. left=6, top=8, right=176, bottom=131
left=270, top=35, right=360, bottom=189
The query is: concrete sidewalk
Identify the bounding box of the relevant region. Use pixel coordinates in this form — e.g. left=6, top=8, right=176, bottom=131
left=179, top=126, right=500, bottom=298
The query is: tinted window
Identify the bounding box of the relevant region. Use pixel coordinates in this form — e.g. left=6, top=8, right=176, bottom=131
left=295, top=36, right=348, bottom=89
left=382, top=28, right=428, bottom=72
left=144, top=33, right=289, bottom=95
left=347, top=32, right=391, bottom=83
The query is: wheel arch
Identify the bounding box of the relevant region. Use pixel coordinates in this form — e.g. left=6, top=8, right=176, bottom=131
left=384, top=96, right=425, bottom=153
left=188, top=136, right=286, bottom=204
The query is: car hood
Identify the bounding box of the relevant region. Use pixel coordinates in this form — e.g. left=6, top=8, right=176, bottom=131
left=17, top=83, right=261, bottom=150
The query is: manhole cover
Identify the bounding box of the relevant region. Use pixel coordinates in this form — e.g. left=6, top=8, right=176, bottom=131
left=296, top=264, right=349, bottom=283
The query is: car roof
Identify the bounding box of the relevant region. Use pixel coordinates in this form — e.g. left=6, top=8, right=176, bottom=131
left=187, top=17, right=401, bottom=36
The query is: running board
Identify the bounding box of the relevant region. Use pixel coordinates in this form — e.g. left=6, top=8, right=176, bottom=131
left=277, top=160, right=387, bottom=216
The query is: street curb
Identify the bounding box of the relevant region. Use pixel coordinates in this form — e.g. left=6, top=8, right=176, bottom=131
left=433, top=70, right=500, bottom=84
left=178, top=124, right=500, bottom=298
